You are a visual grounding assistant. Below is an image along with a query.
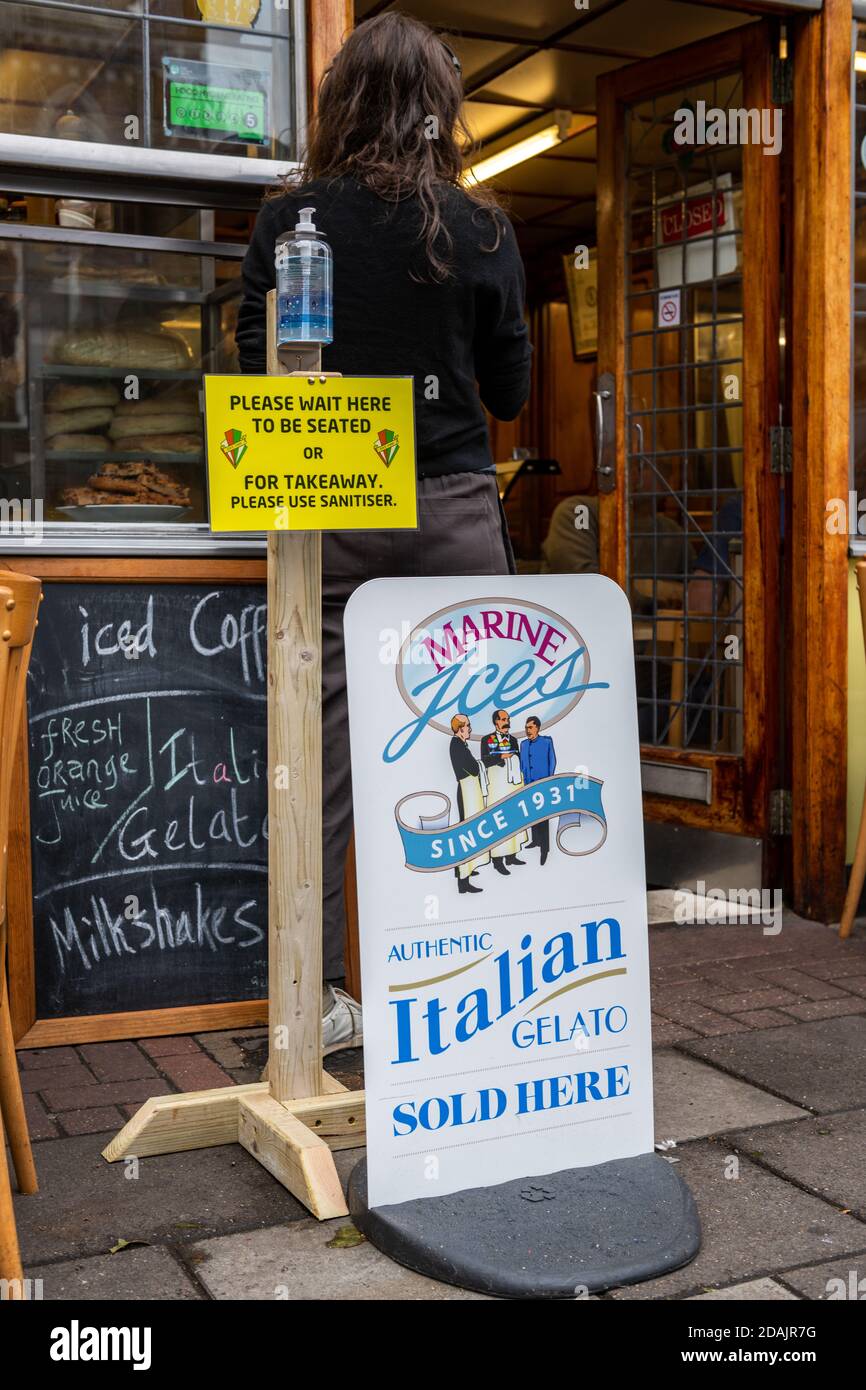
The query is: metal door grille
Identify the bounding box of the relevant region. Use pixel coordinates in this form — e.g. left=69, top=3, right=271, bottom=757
left=625, top=73, right=746, bottom=754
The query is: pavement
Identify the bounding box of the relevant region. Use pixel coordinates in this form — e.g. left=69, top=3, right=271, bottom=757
left=10, top=909, right=866, bottom=1301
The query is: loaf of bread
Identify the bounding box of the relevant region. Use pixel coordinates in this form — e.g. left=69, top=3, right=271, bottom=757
left=109, top=411, right=200, bottom=440
left=47, top=382, right=120, bottom=411
left=48, top=328, right=192, bottom=370
left=45, top=407, right=114, bottom=439
left=57, top=487, right=111, bottom=505
left=136, top=433, right=201, bottom=455
left=112, top=390, right=200, bottom=419
left=60, top=460, right=191, bottom=507
left=48, top=433, right=110, bottom=453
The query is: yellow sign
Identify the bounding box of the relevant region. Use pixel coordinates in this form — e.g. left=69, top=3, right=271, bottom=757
left=203, top=375, right=418, bottom=533
left=196, top=0, right=261, bottom=27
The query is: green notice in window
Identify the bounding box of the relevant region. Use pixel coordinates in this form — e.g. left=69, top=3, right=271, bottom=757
left=163, top=58, right=268, bottom=144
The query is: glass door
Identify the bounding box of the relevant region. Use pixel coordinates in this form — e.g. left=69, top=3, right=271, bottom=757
left=596, top=22, right=782, bottom=839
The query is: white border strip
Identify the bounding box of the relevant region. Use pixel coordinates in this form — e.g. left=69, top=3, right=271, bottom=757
left=0, top=133, right=300, bottom=186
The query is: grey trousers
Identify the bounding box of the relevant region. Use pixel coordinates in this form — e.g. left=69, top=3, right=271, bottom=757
left=321, top=469, right=514, bottom=979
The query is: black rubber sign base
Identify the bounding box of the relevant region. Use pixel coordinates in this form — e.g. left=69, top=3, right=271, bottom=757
left=348, top=1152, right=701, bottom=1299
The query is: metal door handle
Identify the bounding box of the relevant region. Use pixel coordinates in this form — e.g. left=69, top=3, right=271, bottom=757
left=633, top=420, right=645, bottom=489
left=593, top=373, right=616, bottom=493
left=594, top=389, right=611, bottom=474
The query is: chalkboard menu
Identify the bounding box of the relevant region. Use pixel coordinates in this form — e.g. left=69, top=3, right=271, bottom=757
left=26, top=582, right=268, bottom=1018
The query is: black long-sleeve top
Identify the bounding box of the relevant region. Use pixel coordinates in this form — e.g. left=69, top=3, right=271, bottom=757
left=235, top=177, right=532, bottom=477
left=450, top=735, right=481, bottom=782
left=450, top=735, right=482, bottom=820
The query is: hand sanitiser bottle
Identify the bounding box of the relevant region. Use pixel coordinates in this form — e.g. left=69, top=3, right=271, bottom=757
left=275, top=207, right=333, bottom=346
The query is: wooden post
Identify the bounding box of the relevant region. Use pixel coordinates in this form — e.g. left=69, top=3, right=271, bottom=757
left=103, top=297, right=365, bottom=1218
left=266, top=297, right=323, bottom=1103
left=790, top=0, right=851, bottom=923
left=307, top=0, right=353, bottom=112
left=267, top=529, right=322, bottom=1100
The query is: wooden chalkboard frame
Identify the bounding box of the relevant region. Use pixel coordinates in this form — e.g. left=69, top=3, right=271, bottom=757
left=3, top=556, right=270, bottom=1048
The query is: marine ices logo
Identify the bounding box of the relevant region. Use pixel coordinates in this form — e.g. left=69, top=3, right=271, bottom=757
left=389, top=597, right=602, bottom=760
left=387, top=598, right=611, bottom=876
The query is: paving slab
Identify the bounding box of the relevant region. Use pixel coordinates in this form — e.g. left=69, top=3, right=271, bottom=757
left=20, top=1046, right=81, bottom=1070
left=139, top=1036, right=203, bottom=1059
left=727, top=1109, right=866, bottom=1220
left=681, top=1015, right=866, bottom=1113
left=653, top=1000, right=745, bottom=1036
left=776, top=1256, right=866, bottom=1301
left=752, top=968, right=848, bottom=1000
left=186, top=1217, right=493, bottom=1300
left=687, top=1278, right=799, bottom=1301
left=731, top=1010, right=791, bottom=1029
left=651, top=1015, right=698, bottom=1046
left=58, top=1105, right=126, bottom=1137
left=194, top=1030, right=256, bottom=1072
left=24, top=1093, right=59, bottom=1140
left=648, top=917, right=841, bottom=972
left=12, top=1133, right=315, bottom=1265
left=783, top=998, right=866, bottom=1022
left=26, top=1245, right=205, bottom=1300
left=606, top=1141, right=866, bottom=1300
left=20, top=1061, right=97, bottom=1093
left=325, top=1046, right=364, bottom=1092
left=79, top=1041, right=158, bottom=1083
left=653, top=1051, right=807, bottom=1144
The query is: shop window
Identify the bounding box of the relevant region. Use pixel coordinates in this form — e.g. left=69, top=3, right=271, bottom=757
left=0, top=192, right=250, bottom=529
left=0, top=0, right=296, bottom=160
left=150, top=20, right=291, bottom=157
left=150, top=1, right=290, bottom=31
left=0, top=3, right=144, bottom=147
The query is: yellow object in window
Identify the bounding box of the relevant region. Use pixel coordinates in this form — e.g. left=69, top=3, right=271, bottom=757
left=196, top=0, right=261, bottom=27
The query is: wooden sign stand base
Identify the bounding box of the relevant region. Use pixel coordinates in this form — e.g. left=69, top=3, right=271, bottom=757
left=104, top=296, right=366, bottom=1221
left=102, top=1074, right=360, bottom=1221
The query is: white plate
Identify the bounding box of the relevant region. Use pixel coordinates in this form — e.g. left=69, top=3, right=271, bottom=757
left=56, top=504, right=191, bottom=524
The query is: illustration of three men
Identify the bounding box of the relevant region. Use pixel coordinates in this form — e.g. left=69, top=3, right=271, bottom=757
left=448, top=709, right=556, bottom=895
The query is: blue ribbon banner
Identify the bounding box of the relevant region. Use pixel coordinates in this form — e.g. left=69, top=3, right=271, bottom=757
left=394, top=774, right=607, bottom=872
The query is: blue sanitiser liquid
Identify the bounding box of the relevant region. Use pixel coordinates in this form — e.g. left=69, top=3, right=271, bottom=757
left=276, top=206, right=333, bottom=345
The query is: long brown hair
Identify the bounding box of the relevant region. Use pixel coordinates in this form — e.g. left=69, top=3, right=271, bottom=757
left=292, top=13, right=501, bottom=281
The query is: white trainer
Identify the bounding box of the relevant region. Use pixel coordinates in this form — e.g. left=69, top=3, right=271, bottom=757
left=322, top=985, right=363, bottom=1055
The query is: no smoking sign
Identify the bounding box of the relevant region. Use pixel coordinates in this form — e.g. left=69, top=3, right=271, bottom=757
left=658, top=288, right=681, bottom=328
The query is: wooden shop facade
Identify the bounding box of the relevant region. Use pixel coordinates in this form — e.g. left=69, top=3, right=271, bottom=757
left=0, top=0, right=861, bottom=1047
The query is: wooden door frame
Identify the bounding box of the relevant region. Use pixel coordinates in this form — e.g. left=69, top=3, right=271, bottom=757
left=596, top=22, right=781, bottom=841
left=789, top=0, right=851, bottom=923
left=308, top=0, right=353, bottom=111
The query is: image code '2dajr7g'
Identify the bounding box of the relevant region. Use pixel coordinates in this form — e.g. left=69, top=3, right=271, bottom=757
left=203, top=374, right=418, bottom=533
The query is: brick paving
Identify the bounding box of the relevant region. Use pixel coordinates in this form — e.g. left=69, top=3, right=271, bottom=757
left=8, top=909, right=866, bottom=1299
left=13, top=1033, right=249, bottom=1140
left=11, top=915, right=866, bottom=1140
left=646, top=920, right=866, bottom=1038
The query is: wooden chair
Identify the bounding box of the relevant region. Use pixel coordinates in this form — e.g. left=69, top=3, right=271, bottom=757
left=667, top=614, right=720, bottom=749
left=0, top=569, right=41, bottom=1291
left=841, top=560, right=866, bottom=939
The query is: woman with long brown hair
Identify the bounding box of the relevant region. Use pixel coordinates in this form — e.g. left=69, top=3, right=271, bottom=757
left=236, top=12, right=532, bottom=1050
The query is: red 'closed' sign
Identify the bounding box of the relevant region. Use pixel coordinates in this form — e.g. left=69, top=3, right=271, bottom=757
left=660, top=191, right=727, bottom=244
